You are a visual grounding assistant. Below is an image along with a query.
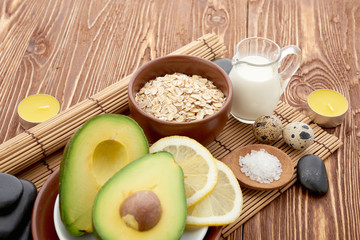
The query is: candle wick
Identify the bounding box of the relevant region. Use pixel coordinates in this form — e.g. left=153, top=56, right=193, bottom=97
left=327, top=103, right=334, bottom=112
left=38, top=105, right=50, bottom=110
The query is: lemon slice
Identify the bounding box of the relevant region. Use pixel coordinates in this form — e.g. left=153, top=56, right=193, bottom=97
left=150, top=136, right=218, bottom=207
left=186, top=160, right=243, bottom=226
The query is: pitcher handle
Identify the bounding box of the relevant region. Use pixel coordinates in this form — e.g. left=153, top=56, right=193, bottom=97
left=279, top=45, right=302, bottom=94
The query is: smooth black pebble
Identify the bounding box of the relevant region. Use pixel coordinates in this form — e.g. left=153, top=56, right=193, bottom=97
left=297, top=154, right=329, bottom=195
left=212, top=58, right=233, bottom=75
left=7, top=219, right=32, bottom=240
left=0, top=179, right=37, bottom=239
left=0, top=173, right=24, bottom=212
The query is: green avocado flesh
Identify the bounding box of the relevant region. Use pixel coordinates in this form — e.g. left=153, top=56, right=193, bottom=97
left=93, top=152, right=187, bottom=240
left=59, top=114, right=149, bottom=236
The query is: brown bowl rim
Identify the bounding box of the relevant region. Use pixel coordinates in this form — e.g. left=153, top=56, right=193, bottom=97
left=128, top=55, right=233, bottom=126
left=31, top=168, right=60, bottom=240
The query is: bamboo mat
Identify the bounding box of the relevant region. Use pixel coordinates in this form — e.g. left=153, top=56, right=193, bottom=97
left=2, top=33, right=342, bottom=238
left=16, top=100, right=342, bottom=238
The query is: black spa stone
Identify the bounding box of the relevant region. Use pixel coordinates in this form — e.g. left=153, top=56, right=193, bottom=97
left=212, top=58, right=233, bottom=75
left=0, top=173, right=24, bottom=212
left=297, top=154, right=329, bottom=195
left=0, top=179, right=37, bottom=239
left=7, top=219, right=32, bottom=240
left=20, top=220, right=32, bottom=240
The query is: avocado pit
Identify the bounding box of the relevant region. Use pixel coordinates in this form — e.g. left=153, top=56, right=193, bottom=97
left=120, top=190, right=162, bottom=231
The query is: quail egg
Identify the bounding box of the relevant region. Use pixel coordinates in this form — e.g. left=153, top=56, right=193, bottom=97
left=283, top=122, right=314, bottom=150
left=253, top=115, right=283, bottom=143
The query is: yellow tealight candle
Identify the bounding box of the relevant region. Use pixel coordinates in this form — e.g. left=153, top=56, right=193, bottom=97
left=307, top=89, right=348, bottom=128
left=18, top=94, right=60, bottom=129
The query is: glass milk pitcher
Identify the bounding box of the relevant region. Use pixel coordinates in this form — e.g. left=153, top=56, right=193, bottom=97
left=229, top=37, right=301, bottom=123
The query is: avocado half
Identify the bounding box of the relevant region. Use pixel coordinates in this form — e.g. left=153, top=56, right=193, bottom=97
left=59, top=114, right=149, bottom=236
left=93, top=152, right=187, bottom=240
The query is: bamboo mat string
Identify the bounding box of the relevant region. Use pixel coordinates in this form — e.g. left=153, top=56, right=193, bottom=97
left=88, top=97, right=109, bottom=114
left=23, top=130, right=47, bottom=158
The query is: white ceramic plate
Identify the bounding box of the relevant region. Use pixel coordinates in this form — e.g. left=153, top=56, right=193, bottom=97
left=54, top=195, right=208, bottom=240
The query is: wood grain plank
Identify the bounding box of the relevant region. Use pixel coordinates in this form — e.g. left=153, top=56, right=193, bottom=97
left=0, top=0, right=48, bottom=142
left=0, top=0, right=359, bottom=239
left=242, top=0, right=360, bottom=239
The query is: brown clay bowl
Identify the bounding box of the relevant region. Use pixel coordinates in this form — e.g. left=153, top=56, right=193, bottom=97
left=31, top=169, right=59, bottom=240
left=128, top=55, right=233, bottom=145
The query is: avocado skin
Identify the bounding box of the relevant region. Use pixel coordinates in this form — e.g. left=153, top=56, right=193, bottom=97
left=59, top=114, right=149, bottom=236
left=0, top=179, right=37, bottom=239
left=93, top=152, right=187, bottom=240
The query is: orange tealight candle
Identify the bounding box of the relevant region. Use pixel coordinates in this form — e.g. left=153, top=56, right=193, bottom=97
left=307, top=89, right=348, bottom=128
left=18, top=94, right=60, bottom=129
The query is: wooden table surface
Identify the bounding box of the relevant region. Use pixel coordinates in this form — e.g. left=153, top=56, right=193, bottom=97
left=0, top=0, right=359, bottom=239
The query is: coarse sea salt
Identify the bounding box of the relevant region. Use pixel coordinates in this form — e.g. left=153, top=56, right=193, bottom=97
left=239, top=149, right=282, bottom=183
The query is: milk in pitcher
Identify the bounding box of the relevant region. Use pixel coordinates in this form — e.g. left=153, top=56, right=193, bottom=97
left=229, top=55, right=281, bottom=122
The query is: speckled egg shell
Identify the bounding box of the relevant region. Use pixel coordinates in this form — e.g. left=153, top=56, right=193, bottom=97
left=283, top=122, right=314, bottom=150
left=253, top=115, right=283, bottom=143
